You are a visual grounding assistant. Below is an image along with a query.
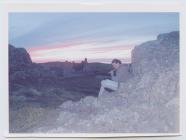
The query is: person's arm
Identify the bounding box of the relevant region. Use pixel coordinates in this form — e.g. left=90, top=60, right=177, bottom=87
left=109, top=70, right=119, bottom=81
left=108, top=70, right=114, bottom=75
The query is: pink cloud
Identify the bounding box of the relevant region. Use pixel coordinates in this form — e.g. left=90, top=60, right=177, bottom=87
left=27, top=41, right=135, bottom=63
left=86, top=44, right=135, bottom=52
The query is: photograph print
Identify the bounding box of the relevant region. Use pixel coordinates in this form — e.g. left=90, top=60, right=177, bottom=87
left=9, top=12, right=179, bottom=134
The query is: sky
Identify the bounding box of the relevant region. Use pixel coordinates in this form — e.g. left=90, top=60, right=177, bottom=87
left=9, top=12, right=179, bottom=63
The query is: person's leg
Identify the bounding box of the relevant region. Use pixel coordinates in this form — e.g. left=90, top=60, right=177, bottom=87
left=98, top=79, right=118, bottom=97
left=98, top=86, right=105, bottom=96
left=101, top=79, right=118, bottom=90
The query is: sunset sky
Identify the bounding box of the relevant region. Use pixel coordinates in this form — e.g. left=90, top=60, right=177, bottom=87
left=9, top=13, right=179, bottom=63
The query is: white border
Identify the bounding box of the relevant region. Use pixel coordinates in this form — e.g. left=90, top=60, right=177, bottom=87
left=0, top=2, right=185, bottom=138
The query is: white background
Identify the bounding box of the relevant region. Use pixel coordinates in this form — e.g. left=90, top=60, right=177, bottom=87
left=0, top=0, right=186, bottom=139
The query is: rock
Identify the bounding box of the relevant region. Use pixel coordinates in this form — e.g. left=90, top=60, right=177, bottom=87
left=9, top=44, right=32, bottom=72
left=9, top=44, right=63, bottom=96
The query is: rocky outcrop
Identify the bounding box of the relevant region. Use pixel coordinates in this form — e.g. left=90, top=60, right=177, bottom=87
left=9, top=44, right=32, bottom=72
left=121, top=31, right=179, bottom=104
left=9, top=45, right=62, bottom=96
left=117, top=31, right=179, bottom=132
left=131, top=31, right=179, bottom=78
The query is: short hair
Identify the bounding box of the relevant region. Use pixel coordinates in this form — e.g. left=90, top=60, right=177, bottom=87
left=112, top=59, right=122, bottom=64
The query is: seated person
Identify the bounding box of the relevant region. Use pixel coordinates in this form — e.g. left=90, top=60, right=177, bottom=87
left=98, top=59, right=131, bottom=96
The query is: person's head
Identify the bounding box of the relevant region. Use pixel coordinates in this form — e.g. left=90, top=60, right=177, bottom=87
left=111, top=59, right=122, bottom=69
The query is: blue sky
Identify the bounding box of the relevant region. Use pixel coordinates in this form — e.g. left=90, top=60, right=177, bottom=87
left=9, top=12, right=179, bottom=63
